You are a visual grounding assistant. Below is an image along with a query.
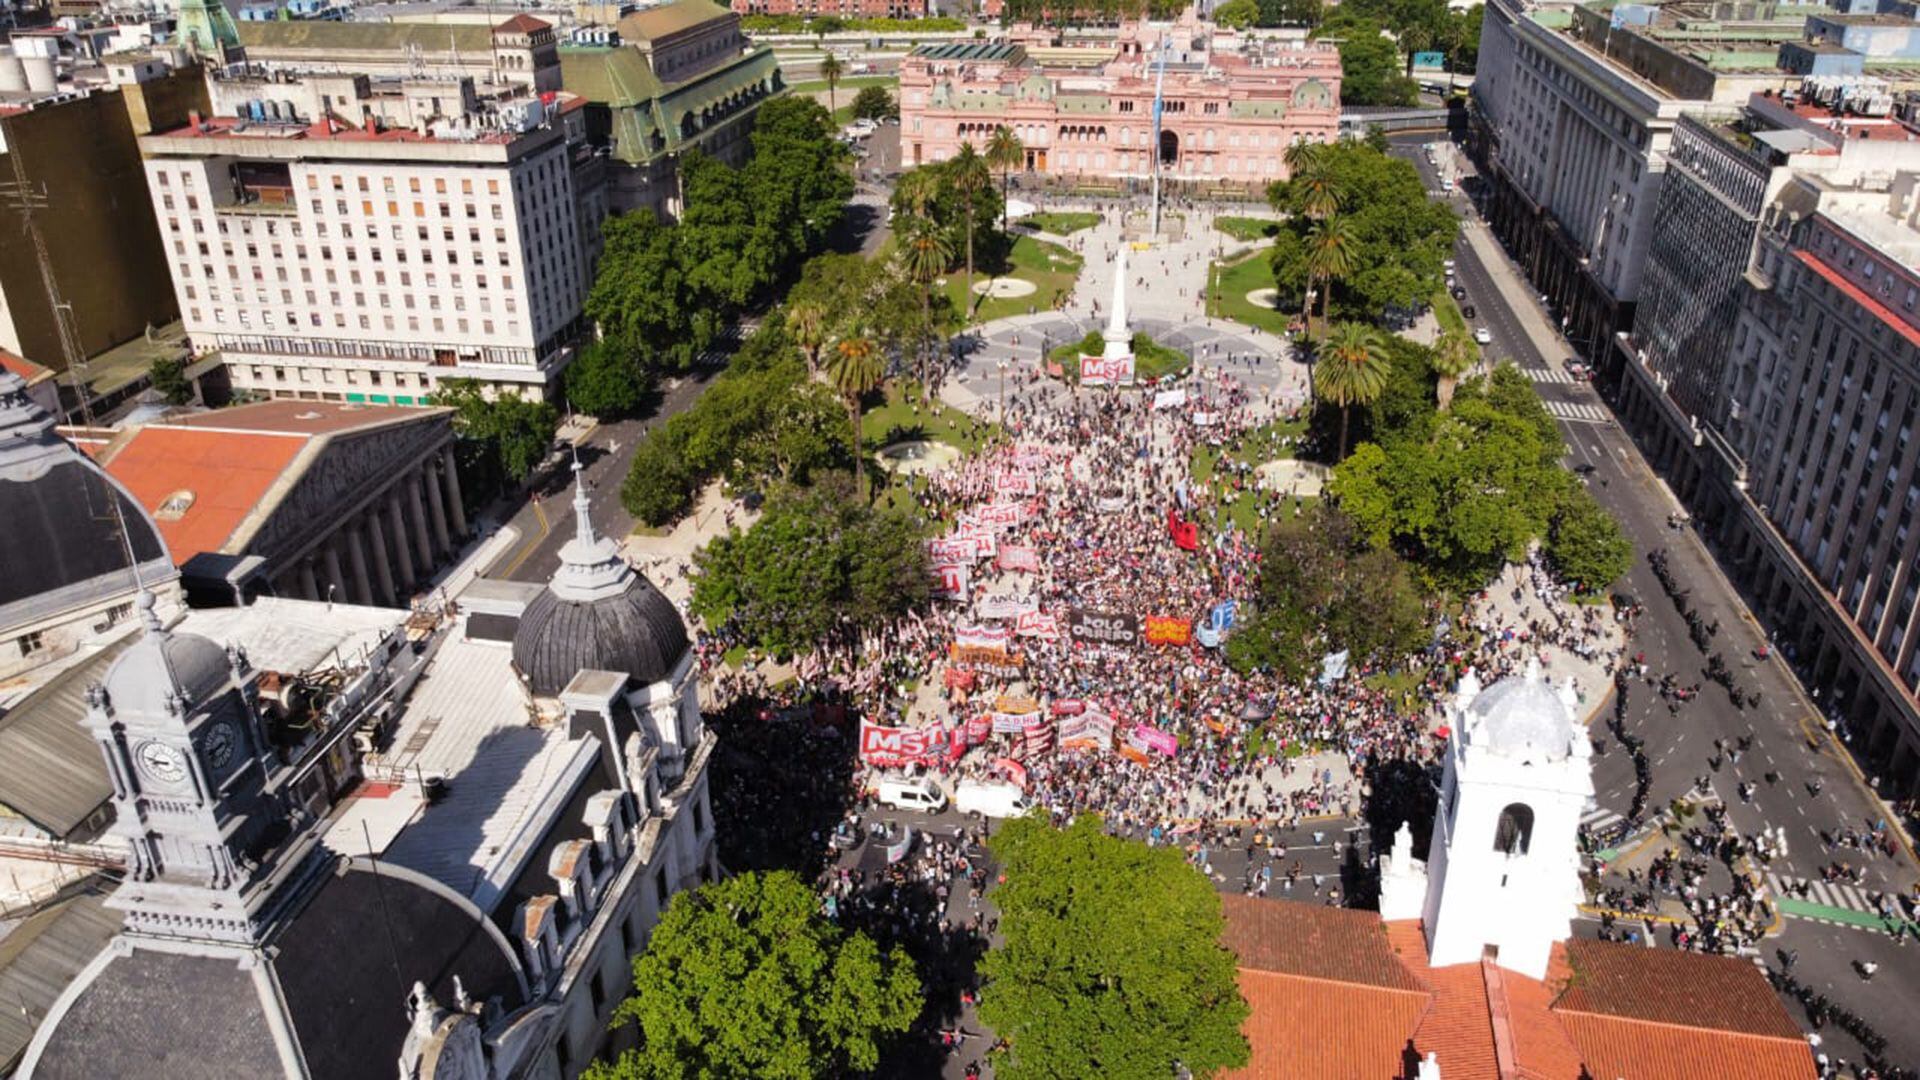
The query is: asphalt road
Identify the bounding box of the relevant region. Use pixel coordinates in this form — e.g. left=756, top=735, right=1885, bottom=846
left=1389, top=132, right=1920, bottom=1073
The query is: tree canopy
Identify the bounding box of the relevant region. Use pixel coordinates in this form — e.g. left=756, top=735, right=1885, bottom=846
left=691, top=474, right=930, bottom=655
left=1266, top=139, right=1457, bottom=323
left=1315, top=17, right=1419, bottom=105
left=979, top=815, right=1251, bottom=1080
left=585, top=97, right=852, bottom=377
left=889, top=155, right=1007, bottom=278
left=432, top=378, right=558, bottom=496
left=564, top=338, right=650, bottom=419
left=587, top=871, right=922, bottom=1080
left=850, top=84, right=898, bottom=120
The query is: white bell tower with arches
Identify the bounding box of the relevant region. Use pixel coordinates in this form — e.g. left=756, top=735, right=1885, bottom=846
left=1415, top=660, right=1593, bottom=980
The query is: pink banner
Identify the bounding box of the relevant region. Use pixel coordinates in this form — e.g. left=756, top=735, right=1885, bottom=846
left=928, top=537, right=978, bottom=564
left=998, top=544, right=1040, bottom=573
left=974, top=501, right=1032, bottom=530
left=1015, top=611, right=1061, bottom=641
left=1131, top=723, right=1179, bottom=757
left=955, top=623, right=1011, bottom=649
left=994, top=469, right=1037, bottom=496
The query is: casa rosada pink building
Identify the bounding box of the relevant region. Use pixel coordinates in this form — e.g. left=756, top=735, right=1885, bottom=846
left=898, top=17, right=1342, bottom=187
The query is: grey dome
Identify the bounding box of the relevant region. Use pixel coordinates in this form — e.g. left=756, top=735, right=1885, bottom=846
left=512, top=575, right=688, bottom=696
left=1467, top=670, right=1574, bottom=761
left=511, top=460, right=690, bottom=696
left=0, top=371, right=173, bottom=623
left=103, top=622, right=232, bottom=717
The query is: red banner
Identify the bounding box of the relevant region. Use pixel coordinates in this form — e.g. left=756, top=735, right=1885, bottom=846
left=1167, top=509, right=1200, bottom=552
left=858, top=721, right=949, bottom=767
left=932, top=562, right=969, bottom=600
left=1144, top=616, right=1193, bottom=646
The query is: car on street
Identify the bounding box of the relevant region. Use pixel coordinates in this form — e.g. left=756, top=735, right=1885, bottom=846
left=1474, top=327, right=1492, bottom=345
left=954, top=780, right=1032, bottom=820
left=1461, top=304, right=1476, bottom=319
left=873, top=775, right=947, bottom=814
left=1451, top=285, right=1467, bottom=300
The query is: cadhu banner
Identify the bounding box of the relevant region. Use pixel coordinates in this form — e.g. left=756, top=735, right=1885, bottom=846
left=1068, top=607, right=1140, bottom=647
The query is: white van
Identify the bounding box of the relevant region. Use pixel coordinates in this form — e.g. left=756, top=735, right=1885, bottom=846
left=874, top=775, right=948, bottom=814
left=954, top=780, right=1031, bottom=820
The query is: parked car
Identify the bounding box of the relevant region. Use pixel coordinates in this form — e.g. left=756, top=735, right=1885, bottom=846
left=1474, top=327, right=1492, bottom=345
left=1462, top=304, right=1477, bottom=319
left=1451, top=285, right=1467, bottom=301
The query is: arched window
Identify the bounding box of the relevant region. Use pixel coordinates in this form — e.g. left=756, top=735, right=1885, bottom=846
left=1493, top=804, right=1534, bottom=855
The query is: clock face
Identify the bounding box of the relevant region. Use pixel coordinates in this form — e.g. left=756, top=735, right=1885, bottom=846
left=135, top=740, right=189, bottom=786
left=202, top=722, right=237, bottom=770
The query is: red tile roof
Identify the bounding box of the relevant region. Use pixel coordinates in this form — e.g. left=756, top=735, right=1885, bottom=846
left=164, top=398, right=443, bottom=437
left=1795, top=250, right=1920, bottom=350
left=493, top=13, right=550, bottom=32
left=0, top=348, right=53, bottom=386
left=1217, top=905, right=1816, bottom=1080
left=99, top=428, right=309, bottom=562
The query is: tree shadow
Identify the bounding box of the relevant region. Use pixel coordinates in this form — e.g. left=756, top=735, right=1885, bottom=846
left=707, top=691, right=858, bottom=881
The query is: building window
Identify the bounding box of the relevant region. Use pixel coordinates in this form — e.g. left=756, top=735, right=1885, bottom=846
left=1493, top=804, right=1534, bottom=855
left=15, top=631, right=45, bottom=656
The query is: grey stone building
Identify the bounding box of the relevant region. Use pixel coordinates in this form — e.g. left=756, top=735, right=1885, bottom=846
left=18, top=467, right=718, bottom=1078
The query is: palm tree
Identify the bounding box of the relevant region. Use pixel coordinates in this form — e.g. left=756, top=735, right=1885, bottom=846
left=786, top=300, right=830, bottom=376
left=827, top=333, right=884, bottom=495
left=820, top=53, right=844, bottom=117
left=1282, top=138, right=1321, bottom=179
left=985, top=125, right=1025, bottom=232
left=1432, top=328, right=1478, bottom=411
left=1293, top=156, right=1343, bottom=222
left=1313, top=321, right=1392, bottom=460
left=894, top=166, right=940, bottom=221
left=897, top=218, right=953, bottom=396
left=950, top=142, right=991, bottom=299
left=1303, top=215, right=1357, bottom=337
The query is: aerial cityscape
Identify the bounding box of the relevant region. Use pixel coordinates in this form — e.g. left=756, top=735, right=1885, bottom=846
left=0, top=0, right=1917, bottom=1073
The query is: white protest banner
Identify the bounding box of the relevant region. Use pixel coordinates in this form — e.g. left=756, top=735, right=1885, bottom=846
left=1152, top=387, right=1188, bottom=410
left=1058, top=712, right=1115, bottom=751
left=958, top=525, right=998, bottom=559
left=998, top=544, right=1040, bottom=573
left=954, top=623, right=1012, bottom=650
left=931, top=562, right=970, bottom=601
left=1192, top=410, right=1219, bottom=427
left=994, top=469, right=1037, bottom=496
left=976, top=593, right=1039, bottom=620
left=1080, top=355, right=1136, bottom=387
left=975, top=501, right=1032, bottom=530
left=928, top=537, right=978, bottom=564
left=1015, top=610, right=1061, bottom=641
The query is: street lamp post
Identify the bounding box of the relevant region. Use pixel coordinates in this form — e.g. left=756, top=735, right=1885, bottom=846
left=996, top=359, right=1008, bottom=425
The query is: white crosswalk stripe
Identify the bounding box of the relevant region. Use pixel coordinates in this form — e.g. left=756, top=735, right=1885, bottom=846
left=1767, top=872, right=1888, bottom=916
left=1522, top=366, right=1578, bottom=384
left=1544, top=400, right=1611, bottom=423
left=1580, top=806, right=1623, bottom=832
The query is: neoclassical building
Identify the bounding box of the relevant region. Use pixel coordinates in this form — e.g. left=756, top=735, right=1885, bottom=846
left=898, top=14, right=1342, bottom=187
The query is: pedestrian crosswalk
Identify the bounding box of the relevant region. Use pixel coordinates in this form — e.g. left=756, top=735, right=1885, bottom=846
left=1522, top=366, right=1580, bottom=384
left=1766, top=872, right=1886, bottom=915
left=1545, top=400, right=1612, bottom=424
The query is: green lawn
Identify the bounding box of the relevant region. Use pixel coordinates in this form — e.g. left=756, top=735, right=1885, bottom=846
left=943, top=236, right=1083, bottom=324
left=785, top=74, right=897, bottom=96
left=1024, top=211, right=1100, bottom=236
left=1208, top=252, right=1294, bottom=337
left=861, top=381, right=998, bottom=455
left=1433, top=287, right=1467, bottom=335
left=1187, top=415, right=1313, bottom=536
left=1049, top=332, right=1190, bottom=383
left=1216, top=215, right=1279, bottom=242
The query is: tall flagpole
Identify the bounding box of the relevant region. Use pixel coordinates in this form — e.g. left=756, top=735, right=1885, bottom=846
left=1149, top=34, right=1169, bottom=239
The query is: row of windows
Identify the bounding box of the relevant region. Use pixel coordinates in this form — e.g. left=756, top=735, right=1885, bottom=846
left=194, top=307, right=520, bottom=338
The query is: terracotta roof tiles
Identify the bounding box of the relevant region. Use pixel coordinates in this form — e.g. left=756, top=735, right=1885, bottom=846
left=1220, top=895, right=1426, bottom=991
left=1556, top=939, right=1804, bottom=1039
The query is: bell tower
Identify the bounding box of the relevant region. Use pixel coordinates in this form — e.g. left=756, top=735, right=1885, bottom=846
left=1419, top=661, right=1593, bottom=980
left=82, top=593, right=306, bottom=945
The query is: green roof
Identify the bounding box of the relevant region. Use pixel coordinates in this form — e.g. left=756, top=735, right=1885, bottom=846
left=236, top=19, right=494, bottom=55
left=561, top=45, right=667, bottom=107
left=563, top=44, right=781, bottom=163
left=911, top=42, right=1023, bottom=62
left=619, top=0, right=734, bottom=42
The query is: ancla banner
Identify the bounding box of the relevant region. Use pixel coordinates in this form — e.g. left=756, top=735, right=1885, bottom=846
left=1080, top=354, right=1136, bottom=387
left=1016, top=611, right=1061, bottom=641
left=977, top=593, right=1039, bottom=620
left=998, top=544, right=1040, bottom=573
left=1144, top=616, right=1193, bottom=646
left=859, top=721, right=949, bottom=766
left=1068, top=607, right=1140, bottom=647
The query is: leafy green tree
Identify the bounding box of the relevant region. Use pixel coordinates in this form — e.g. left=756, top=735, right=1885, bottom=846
left=433, top=379, right=558, bottom=486
left=979, top=816, right=1251, bottom=1080
left=1313, top=321, right=1390, bottom=460
left=826, top=333, right=883, bottom=494
left=588, top=871, right=921, bottom=1080
left=564, top=339, right=649, bottom=419
left=851, top=84, right=897, bottom=120
left=1315, top=17, right=1419, bottom=106
left=622, top=423, right=701, bottom=525
left=587, top=210, right=708, bottom=373
left=1547, top=487, right=1633, bottom=591
left=889, top=158, right=1006, bottom=285
left=692, top=476, right=930, bottom=655
left=986, top=125, right=1025, bottom=232
left=149, top=356, right=191, bottom=406
left=1266, top=139, right=1457, bottom=323
left=1255, top=0, right=1322, bottom=25
left=1213, top=0, right=1258, bottom=26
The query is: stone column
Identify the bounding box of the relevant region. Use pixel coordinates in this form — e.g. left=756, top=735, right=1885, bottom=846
left=406, top=475, right=435, bottom=571
left=346, top=526, right=375, bottom=607
left=440, top=447, right=468, bottom=537
left=321, top=544, right=349, bottom=605
left=366, top=512, right=397, bottom=606
left=297, top=560, right=321, bottom=602
left=423, top=466, right=451, bottom=556
left=387, top=494, right=416, bottom=595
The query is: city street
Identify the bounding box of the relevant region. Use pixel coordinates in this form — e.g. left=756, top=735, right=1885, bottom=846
left=1390, top=131, right=1920, bottom=1071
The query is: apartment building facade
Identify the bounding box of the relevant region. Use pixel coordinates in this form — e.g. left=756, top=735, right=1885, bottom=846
left=139, top=50, right=593, bottom=403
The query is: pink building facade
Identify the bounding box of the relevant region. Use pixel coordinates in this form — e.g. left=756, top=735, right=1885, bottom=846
left=898, top=16, right=1342, bottom=187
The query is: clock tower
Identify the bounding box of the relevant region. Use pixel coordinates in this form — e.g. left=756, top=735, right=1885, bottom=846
left=82, top=593, right=308, bottom=945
